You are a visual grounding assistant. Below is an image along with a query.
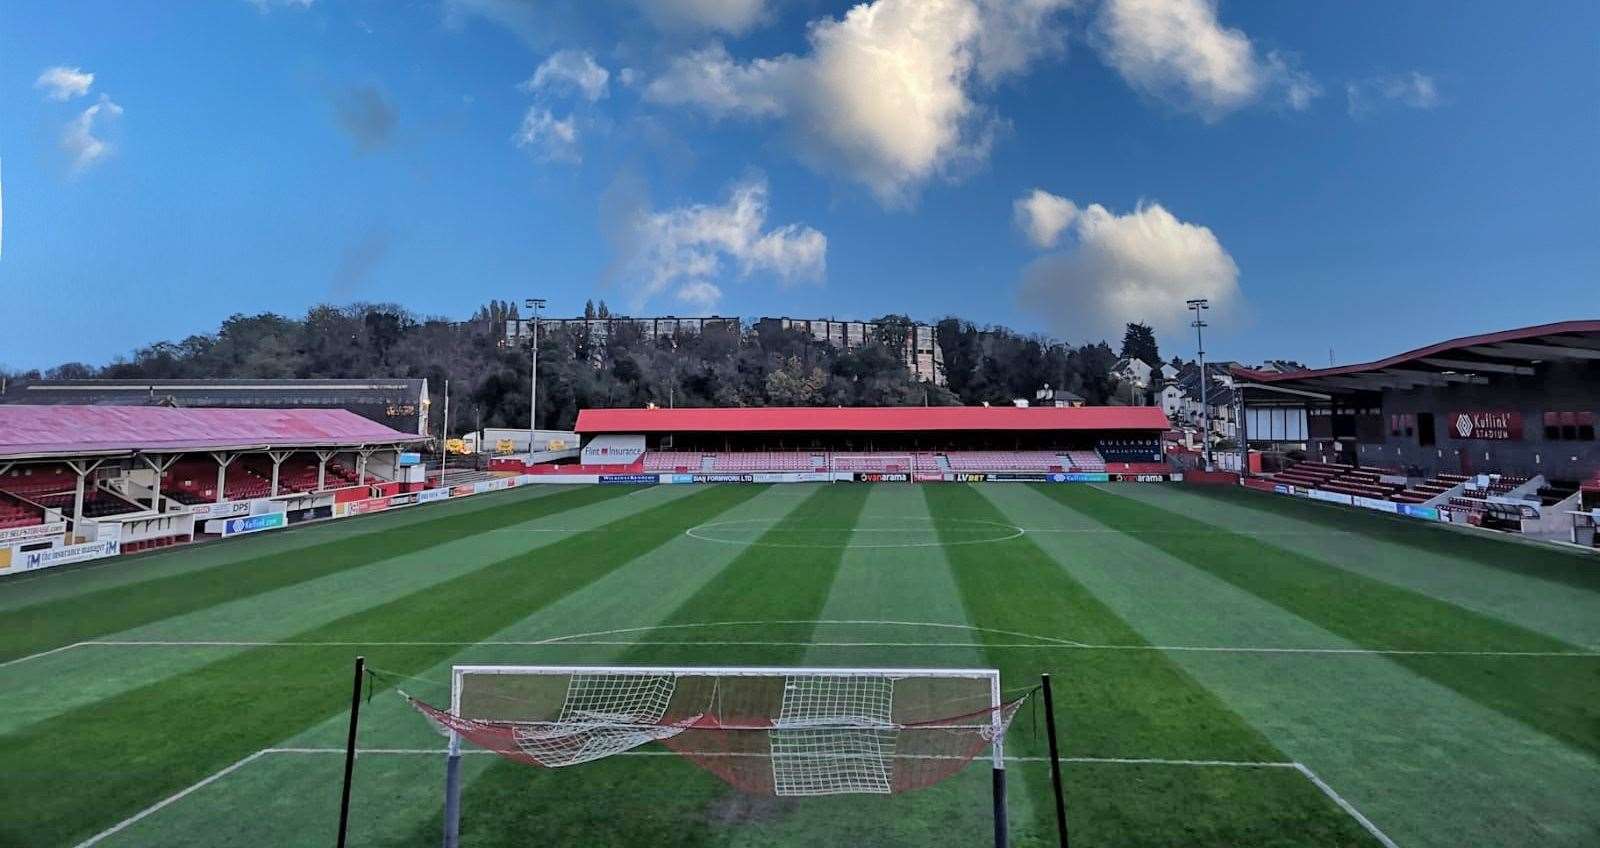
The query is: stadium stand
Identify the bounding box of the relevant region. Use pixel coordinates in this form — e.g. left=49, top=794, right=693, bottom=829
left=641, top=452, right=708, bottom=472
left=944, top=452, right=1065, bottom=472
left=0, top=491, right=44, bottom=529
left=711, top=452, right=823, bottom=472
left=1392, top=473, right=1468, bottom=504
left=1064, top=450, right=1107, bottom=472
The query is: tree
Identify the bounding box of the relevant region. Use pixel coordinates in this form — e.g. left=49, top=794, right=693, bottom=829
left=597, top=300, right=610, bottom=319
left=1120, top=322, right=1161, bottom=370
left=584, top=299, right=596, bottom=320
left=766, top=356, right=827, bottom=406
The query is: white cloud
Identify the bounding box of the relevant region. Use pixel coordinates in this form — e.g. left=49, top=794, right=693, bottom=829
left=523, top=50, right=610, bottom=102
left=1017, top=197, right=1242, bottom=343
left=675, top=280, right=724, bottom=311
left=614, top=177, right=826, bottom=311
left=35, top=66, right=94, bottom=101
left=1346, top=71, right=1439, bottom=117
left=636, top=0, right=769, bottom=35
left=1092, top=0, right=1315, bottom=120
left=514, top=107, right=581, bottom=163
left=247, top=0, right=315, bottom=10
left=645, top=0, right=1074, bottom=206
left=62, top=95, right=124, bottom=172
left=1013, top=188, right=1079, bottom=249
left=972, top=0, right=1077, bottom=84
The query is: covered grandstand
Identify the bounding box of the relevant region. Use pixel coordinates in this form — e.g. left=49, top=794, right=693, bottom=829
left=561, top=405, right=1172, bottom=479
left=1233, top=320, right=1600, bottom=537
left=0, top=405, right=426, bottom=569
left=0, top=378, right=431, bottom=434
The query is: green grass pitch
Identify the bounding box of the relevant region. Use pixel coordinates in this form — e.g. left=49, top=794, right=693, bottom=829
left=3, top=481, right=1598, bottom=847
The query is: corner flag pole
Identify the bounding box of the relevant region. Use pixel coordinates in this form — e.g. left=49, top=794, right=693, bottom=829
left=1041, top=674, right=1070, bottom=848
left=336, top=655, right=366, bottom=848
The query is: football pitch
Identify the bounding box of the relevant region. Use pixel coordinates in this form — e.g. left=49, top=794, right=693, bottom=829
left=4, top=482, right=1598, bottom=848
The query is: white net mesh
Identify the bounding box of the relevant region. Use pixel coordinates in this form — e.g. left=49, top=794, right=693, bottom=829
left=770, top=675, right=896, bottom=796
left=512, top=673, right=686, bottom=767
left=410, top=666, right=1021, bottom=797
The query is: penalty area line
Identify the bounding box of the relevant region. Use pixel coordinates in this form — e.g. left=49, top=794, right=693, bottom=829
left=45, top=639, right=1599, bottom=660
left=75, top=747, right=1395, bottom=848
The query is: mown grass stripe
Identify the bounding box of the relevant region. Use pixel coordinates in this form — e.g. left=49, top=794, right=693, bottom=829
left=1043, top=484, right=1600, bottom=757
left=926, top=483, right=1383, bottom=847
left=1, top=485, right=634, bottom=664
left=436, top=485, right=874, bottom=848
left=1199, top=485, right=1600, bottom=594
left=0, top=484, right=764, bottom=847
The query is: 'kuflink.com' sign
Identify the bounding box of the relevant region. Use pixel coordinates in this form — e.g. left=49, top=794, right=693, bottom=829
left=221, top=512, right=287, bottom=537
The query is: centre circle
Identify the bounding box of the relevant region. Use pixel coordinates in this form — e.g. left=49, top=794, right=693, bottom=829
left=684, top=516, right=1023, bottom=549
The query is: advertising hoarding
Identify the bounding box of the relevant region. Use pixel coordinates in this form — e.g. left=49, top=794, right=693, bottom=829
left=218, top=512, right=288, bottom=536
left=0, top=521, right=68, bottom=545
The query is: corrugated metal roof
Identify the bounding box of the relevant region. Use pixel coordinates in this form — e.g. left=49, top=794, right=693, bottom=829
left=575, top=406, right=1170, bottom=434
left=0, top=405, right=425, bottom=459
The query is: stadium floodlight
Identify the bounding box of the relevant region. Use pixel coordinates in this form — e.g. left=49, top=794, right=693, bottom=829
left=524, top=297, right=546, bottom=457
left=407, top=664, right=1027, bottom=848
left=1187, top=298, right=1211, bottom=470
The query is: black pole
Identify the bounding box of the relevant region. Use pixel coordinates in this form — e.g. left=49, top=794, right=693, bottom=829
left=1041, top=674, right=1070, bottom=848
left=336, top=655, right=366, bottom=848
left=992, top=765, right=1008, bottom=848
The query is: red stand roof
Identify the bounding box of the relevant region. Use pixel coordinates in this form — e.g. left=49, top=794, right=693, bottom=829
left=576, top=406, right=1169, bottom=434
left=0, top=405, right=425, bottom=459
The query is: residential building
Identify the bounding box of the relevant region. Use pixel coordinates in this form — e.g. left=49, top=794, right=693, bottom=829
left=755, top=317, right=946, bottom=384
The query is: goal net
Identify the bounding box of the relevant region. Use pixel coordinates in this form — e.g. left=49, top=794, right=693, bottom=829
left=406, top=665, right=1023, bottom=805
left=827, top=454, right=917, bottom=474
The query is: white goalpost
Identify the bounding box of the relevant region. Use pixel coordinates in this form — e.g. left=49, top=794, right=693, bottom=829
left=827, top=454, right=917, bottom=475
left=408, top=665, right=1022, bottom=848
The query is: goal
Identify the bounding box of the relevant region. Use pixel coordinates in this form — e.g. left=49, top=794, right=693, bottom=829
left=827, top=454, right=917, bottom=475
left=405, top=665, right=1026, bottom=848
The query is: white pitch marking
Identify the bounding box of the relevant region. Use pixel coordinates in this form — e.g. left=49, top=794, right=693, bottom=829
left=64, top=639, right=1596, bottom=659
left=1294, top=762, right=1400, bottom=848
left=0, top=641, right=90, bottom=669
left=82, top=746, right=1398, bottom=848
left=685, top=516, right=1024, bottom=549
left=71, top=749, right=272, bottom=848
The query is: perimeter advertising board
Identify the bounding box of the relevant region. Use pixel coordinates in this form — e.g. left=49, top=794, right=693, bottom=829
left=0, top=521, right=67, bottom=545
left=2, top=538, right=121, bottom=573
left=694, top=473, right=754, bottom=483
left=856, top=473, right=910, bottom=482
left=1352, top=495, right=1400, bottom=514
left=599, top=474, right=658, bottom=485
left=189, top=501, right=252, bottom=520
left=1308, top=489, right=1353, bottom=506
left=218, top=512, right=288, bottom=537
left=345, top=497, right=392, bottom=516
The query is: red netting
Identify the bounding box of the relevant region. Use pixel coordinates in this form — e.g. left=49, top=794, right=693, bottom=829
left=405, top=672, right=1026, bottom=797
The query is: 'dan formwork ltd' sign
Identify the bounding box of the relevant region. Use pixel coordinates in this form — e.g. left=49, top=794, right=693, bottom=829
left=1449, top=410, right=1522, bottom=441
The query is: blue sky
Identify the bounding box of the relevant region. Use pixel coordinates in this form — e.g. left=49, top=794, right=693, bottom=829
left=2, top=0, right=1595, bottom=371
